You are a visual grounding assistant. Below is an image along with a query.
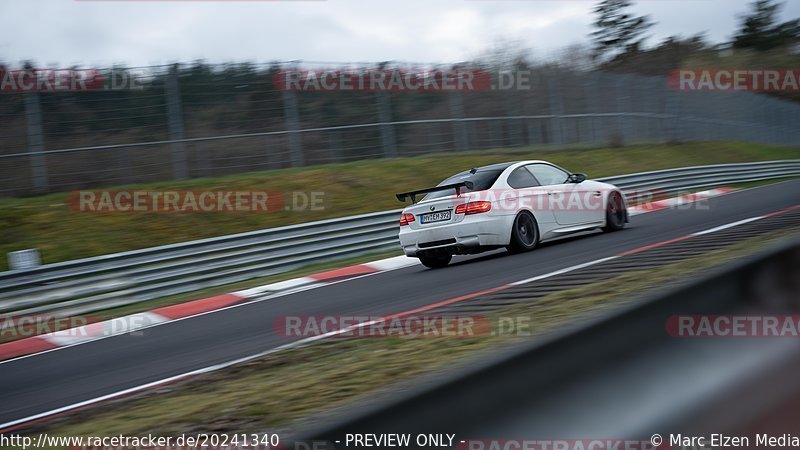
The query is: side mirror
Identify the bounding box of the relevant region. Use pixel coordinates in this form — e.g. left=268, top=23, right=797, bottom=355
left=568, top=173, right=587, bottom=184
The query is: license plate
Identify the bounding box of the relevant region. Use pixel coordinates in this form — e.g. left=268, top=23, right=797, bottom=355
left=420, top=210, right=452, bottom=224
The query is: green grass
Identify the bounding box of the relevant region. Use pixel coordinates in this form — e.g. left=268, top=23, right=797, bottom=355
left=25, top=227, right=799, bottom=443
left=1, top=141, right=797, bottom=270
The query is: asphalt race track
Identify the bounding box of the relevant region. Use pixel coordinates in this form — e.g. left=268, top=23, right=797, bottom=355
left=1, top=180, right=798, bottom=427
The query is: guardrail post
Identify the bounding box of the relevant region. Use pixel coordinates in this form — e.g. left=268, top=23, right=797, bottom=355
left=376, top=92, right=397, bottom=158
left=282, top=89, right=305, bottom=167
left=448, top=92, right=469, bottom=152
left=165, top=65, right=188, bottom=180
left=24, top=91, right=49, bottom=193
left=546, top=72, right=564, bottom=146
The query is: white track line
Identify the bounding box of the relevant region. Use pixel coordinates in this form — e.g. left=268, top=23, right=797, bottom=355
left=509, top=256, right=619, bottom=286
left=0, top=339, right=309, bottom=431
left=691, top=216, right=765, bottom=236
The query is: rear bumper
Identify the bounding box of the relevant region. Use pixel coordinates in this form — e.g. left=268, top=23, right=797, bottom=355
left=398, top=215, right=513, bottom=257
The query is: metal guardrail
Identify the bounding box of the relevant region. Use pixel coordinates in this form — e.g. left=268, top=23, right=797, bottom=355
left=601, top=159, right=800, bottom=196
left=1, top=160, right=798, bottom=319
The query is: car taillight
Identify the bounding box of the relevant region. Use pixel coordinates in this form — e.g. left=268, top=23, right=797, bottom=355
left=455, top=201, right=492, bottom=215
left=399, top=213, right=415, bottom=226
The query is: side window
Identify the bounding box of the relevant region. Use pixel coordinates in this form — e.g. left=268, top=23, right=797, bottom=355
left=507, top=167, right=540, bottom=189
left=526, top=164, right=569, bottom=186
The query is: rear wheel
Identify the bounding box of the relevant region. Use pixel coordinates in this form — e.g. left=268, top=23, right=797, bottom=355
left=603, top=191, right=626, bottom=232
left=418, top=253, right=452, bottom=269
left=506, top=211, right=539, bottom=254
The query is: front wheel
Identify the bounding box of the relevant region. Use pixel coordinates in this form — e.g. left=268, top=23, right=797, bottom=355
left=603, top=191, right=627, bottom=232
left=506, top=211, right=539, bottom=254
left=418, top=253, right=452, bottom=269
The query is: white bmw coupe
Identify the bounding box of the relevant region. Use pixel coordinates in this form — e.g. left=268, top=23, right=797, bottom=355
left=396, top=161, right=628, bottom=268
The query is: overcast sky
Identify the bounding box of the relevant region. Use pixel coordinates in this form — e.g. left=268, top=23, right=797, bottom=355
left=0, top=0, right=798, bottom=68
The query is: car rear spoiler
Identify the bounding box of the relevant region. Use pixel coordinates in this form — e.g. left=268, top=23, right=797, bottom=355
left=395, top=181, right=474, bottom=203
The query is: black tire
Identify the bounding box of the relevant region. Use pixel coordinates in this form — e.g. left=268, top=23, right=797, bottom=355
left=603, top=191, right=627, bottom=232
left=418, top=253, right=452, bottom=269
left=506, top=211, right=539, bottom=254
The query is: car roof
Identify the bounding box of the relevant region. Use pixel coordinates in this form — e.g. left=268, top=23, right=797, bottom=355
left=474, top=162, right=517, bottom=172
left=474, top=160, right=555, bottom=172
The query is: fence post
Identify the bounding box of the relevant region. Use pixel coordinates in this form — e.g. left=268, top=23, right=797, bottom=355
left=195, top=141, right=211, bottom=178
left=505, top=92, right=525, bottom=147
left=615, top=74, right=634, bottom=145
left=448, top=92, right=469, bottom=151
left=767, top=97, right=779, bottom=145
left=328, top=129, right=343, bottom=163
left=116, top=146, right=135, bottom=184
left=527, top=123, right=539, bottom=146
left=24, top=92, right=48, bottom=193
left=491, top=120, right=504, bottom=147
left=665, top=87, right=682, bottom=143
left=546, top=72, right=564, bottom=146
left=282, top=90, right=305, bottom=167
left=583, top=73, right=597, bottom=145
left=652, top=76, right=666, bottom=141
left=376, top=92, right=397, bottom=158
left=165, top=65, right=188, bottom=179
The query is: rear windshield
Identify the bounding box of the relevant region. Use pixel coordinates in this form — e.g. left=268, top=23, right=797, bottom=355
left=423, top=169, right=504, bottom=201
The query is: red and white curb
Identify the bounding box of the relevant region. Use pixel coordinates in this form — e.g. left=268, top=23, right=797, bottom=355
left=627, top=188, right=735, bottom=216
left=0, top=188, right=736, bottom=363
left=232, top=255, right=417, bottom=299
left=0, top=256, right=418, bottom=362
